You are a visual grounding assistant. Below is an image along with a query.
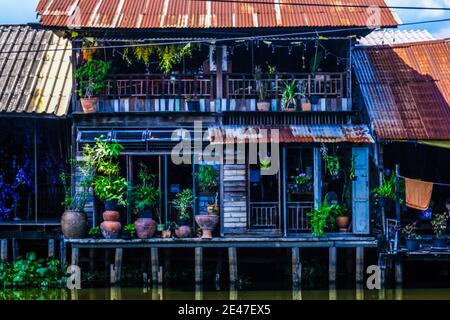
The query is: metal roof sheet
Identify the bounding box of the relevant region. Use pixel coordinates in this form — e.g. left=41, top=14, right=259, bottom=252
left=208, top=124, right=374, bottom=144
left=0, top=25, right=72, bottom=117
left=358, top=29, right=435, bottom=46
left=353, top=39, right=450, bottom=140
left=36, top=0, right=398, bottom=29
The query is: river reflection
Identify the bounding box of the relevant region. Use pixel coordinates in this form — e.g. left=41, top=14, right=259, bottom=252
left=1, top=287, right=450, bottom=300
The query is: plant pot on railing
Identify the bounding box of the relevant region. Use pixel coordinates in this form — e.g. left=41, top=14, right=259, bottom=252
left=61, top=210, right=88, bottom=239
left=195, top=214, right=219, bottom=239
left=100, top=200, right=122, bottom=239
left=176, top=218, right=192, bottom=238
left=336, top=215, right=351, bottom=232
left=300, top=98, right=312, bottom=112
left=80, top=98, right=99, bottom=114
left=257, top=101, right=271, bottom=112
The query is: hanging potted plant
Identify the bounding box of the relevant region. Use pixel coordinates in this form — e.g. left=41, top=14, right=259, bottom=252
left=75, top=59, right=111, bottom=114
left=133, top=163, right=161, bottom=239
left=431, top=213, right=448, bottom=248
left=281, top=80, right=301, bottom=112
left=320, top=145, right=341, bottom=179
left=255, top=66, right=270, bottom=112
left=402, top=221, right=421, bottom=251
left=173, top=188, right=194, bottom=238
left=294, top=172, right=312, bottom=193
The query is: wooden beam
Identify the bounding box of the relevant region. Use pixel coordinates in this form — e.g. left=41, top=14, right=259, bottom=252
left=282, top=146, right=287, bottom=237
left=215, top=250, right=223, bottom=290
left=329, top=247, right=337, bottom=284
left=228, top=247, right=238, bottom=286
left=48, top=239, right=55, bottom=258
left=71, top=247, right=79, bottom=266
left=195, top=247, right=203, bottom=284
left=356, top=247, right=364, bottom=284
left=151, top=248, right=160, bottom=285
left=1, top=239, right=7, bottom=262
left=12, top=238, right=19, bottom=261
left=59, top=237, right=66, bottom=267
left=313, top=148, right=322, bottom=209
left=291, top=247, right=301, bottom=289
left=394, top=260, right=403, bottom=285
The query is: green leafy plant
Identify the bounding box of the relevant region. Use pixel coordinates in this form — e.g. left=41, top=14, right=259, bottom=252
left=173, top=189, right=195, bottom=221
left=123, top=224, right=137, bottom=238
left=281, top=80, right=302, bottom=110
left=74, top=59, right=111, bottom=98
left=431, top=213, right=448, bottom=239
left=260, top=158, right=271, bottom=170
left=372, top=172, right=396, bottom=201
left=320, top=144, right=340, bottom=177
left=89, top=137, right=128, bottom=207
left=294, top=173, right=310, bottom=186
left=133, top=163, right=161, bottom=212
left=0, top=252, right=64, bottom=288
left=88, top=226, right=102, bottom=237
left=307, top=200, right=343, bottom=237
left=402, top=221, right=420, bottom=239
left=195, top=165, right=218, bottom=194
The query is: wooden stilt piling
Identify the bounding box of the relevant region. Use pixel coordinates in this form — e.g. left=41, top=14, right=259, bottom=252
left=291, top=247, right=302, bottom=289
left=59, top=237, right=66, bottom=267
left=71, top=247, right=79, bottom=266
left=394, top=260, right=403, bottom=285
left=215, top=250, right=223, bottom=290
left=195, top=247, right=203, bottom=284
left=89, top=249, right=95, bottom=271
left=151, top=248, right=160, bottom=285
left=110, top=248, right=123, bottom=285
left=48, top=239, right=55, bottom=258
left=228, top=247, right=238, bottom=286
left=356, top=247, right=364, bottom=284
left=12, top=238, right=19, bottom=261
left=329, top=247, right=337, bottom=284
left=1, top=239, right=7, bottom=262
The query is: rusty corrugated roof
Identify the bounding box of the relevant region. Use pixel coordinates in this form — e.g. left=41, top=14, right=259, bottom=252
left=0, top=25, right=72, bottom=117
left=36, top=0, right=398, bottom=29
left=353, top=39, right=450, bottom=140
left=208, top=124, right=374, bottom=144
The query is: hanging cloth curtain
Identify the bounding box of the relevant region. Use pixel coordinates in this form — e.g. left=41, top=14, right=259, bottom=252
left=405, top=178, right=434, bottom=211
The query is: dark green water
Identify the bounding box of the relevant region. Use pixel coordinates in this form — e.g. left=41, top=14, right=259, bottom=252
left=1, top=287, right=449, bottom=300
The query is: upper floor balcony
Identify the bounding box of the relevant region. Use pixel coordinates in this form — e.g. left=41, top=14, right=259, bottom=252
left=75, top=71, right=351, bottom=114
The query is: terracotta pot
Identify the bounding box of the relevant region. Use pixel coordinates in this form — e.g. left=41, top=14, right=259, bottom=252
left=336, top=216, right=351, bottom=232
left=103, top=210, right=120, bottom=222
left=61, top=210, right=88, bottom=239
left=175, top=226, right=192, bottom=238
left=162, top=230, right=172, bottom=238
left=100, top=221, right=122, bottom=239
left=257, top=101, right=271, bottom=112
left=134, top=218, right=157, bottom=239
left=80, top=97, right=98, bottom=113
left=195, top=215, right=219, bottom=239
left=301, top=100, right=312, bottom=112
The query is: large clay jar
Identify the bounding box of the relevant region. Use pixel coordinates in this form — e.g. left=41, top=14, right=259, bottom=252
left=61, top=210, right=88, bottom=239
left=195, top=215, right=219, bottom=239
left=134, top=218, right=157, bottom=239
left=175, top=225, right=192, bottom=238
left=100, top=209, right=122, bottom=239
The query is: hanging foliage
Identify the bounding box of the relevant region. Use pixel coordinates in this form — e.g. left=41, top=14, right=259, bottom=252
left=122, top=43, right=194, bottom=74
left=81, top=38, right=98, bottom=62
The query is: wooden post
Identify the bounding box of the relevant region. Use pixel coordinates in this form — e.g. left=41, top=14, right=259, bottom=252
left=395, top=164, right=401, bottom=227
left=215, top=250, right=223, bottom=290
left=89, top=248, right=95, bottom=271
left=195, top=247, right=203, bottom=284
left=151, top=248, right=160, bottom=285
left=291, top=247, right=302, bottom=289
left=313, top=148, right=322, bottom=209
left=356, top=247, right=364, bottom=284
left=111, top=248, right=123, bottom=285
left=228, top=247, right=238, bottom=286
left=48, top=239, right=55, bottom=258
left=59, top=237, right=66, bottom=267
left=12, top=238, right=18, bottom=261
left=215, top=46, right=224, bottom=101
left=329, top=247, right=337, bottom=284
left=356, top=283, right=364, bottom=300
left=110, top=286, right=122, bottom=300
left=394, top=260, right=403, bottom=285
left=1, top=239, right=7, bottom=262
left=71, top=247, right=79, bottom=266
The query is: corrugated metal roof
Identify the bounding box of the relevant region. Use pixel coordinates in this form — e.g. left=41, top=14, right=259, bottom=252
left=36, top=0, right=398, bottom=29
left=353, top=39, right=450, bottom=140
left=208, top=124, right=374, bottom=144
left=0, top=25, right=72, bottom=117
left=358, top=29, right=435, bottom=46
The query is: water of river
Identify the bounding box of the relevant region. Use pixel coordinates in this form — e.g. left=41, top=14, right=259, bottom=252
left=1, top=287, right=449, bottom=300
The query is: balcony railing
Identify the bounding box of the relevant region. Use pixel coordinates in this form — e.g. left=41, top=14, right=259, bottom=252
left=249, top=202, right=280, bottom=230
left=287, top=202, right=314, bottom=233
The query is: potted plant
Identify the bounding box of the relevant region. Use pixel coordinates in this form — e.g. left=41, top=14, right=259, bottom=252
left=402, top=221, right=421, bottom=251
left=195, top=166, right=220, bottom=239
left=431, top=213, right=448, bottom=248
left=162, top=221, right=175, bottom=238
left=372, top=172, right=396, bottom=209
left=335, top=205, right=351, bottom=233
left=60, top=164, right=92, bottom=239
left=88, top=227, right=102, bottom=239
left=74, top=59, right=111, bottom=113
left=133, top=163, right=160, bottom=239
left=122, top=224, right=137, bottom=240
left=320, top=145, right=341, bottom=178
left=307, top=199, right=342, bottom=237
left=90, top=138, right=128, bottom=239
left=281, top=80, right=301, bottom=112
left=173, top=188, right=194, bottom=238
left=255, top=66, right=270, bottom=112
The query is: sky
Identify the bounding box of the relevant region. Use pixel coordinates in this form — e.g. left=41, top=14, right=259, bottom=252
left=0, top=0, right=449, bottom=38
